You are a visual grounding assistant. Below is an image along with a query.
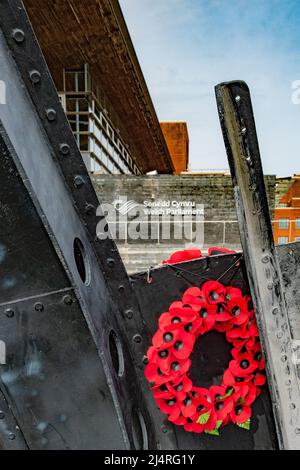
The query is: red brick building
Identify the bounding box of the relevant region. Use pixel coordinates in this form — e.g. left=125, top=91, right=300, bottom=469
left=273, top=175, right=300, bottom=244
left=160, top=122, right=189, bottom=173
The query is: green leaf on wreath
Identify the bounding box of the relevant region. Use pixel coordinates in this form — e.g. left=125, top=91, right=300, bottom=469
left=205, top=429, right=220, bottom=436
left=221, top=387, right=234, bottom=399
left=197, top=411, right=211, bottom=425
left=236, top=397, right=245, bottom=404
left=204, top=420, right=223, bottom=436
left=237, top=419, right=251, bottom=430
left=216, top=420, right=223, bottom=429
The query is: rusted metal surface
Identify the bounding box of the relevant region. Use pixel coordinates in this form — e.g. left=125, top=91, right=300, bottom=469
left=215, top=80, right=300, bottom=449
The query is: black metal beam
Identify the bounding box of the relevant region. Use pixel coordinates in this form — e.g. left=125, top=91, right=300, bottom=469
left=0, top=0, right=177, bottom=450
left=215, top=80, right=300, bottom=449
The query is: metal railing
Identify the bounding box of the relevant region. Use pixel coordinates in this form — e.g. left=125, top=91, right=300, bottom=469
left=105, top=219, right=239, bottom=246
left=103, top=219, right=300, bottom=246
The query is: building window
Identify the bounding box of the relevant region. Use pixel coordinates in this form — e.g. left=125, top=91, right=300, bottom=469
left=61, top=65, right=141, bottom=175
left=296, top=219, right=300, bottom=229
left=278, top=236, right=289, bottom=244
left=278, top=218, right=289, bottom=229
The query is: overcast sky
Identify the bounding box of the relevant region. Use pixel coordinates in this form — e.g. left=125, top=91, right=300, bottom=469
left=120, top=0, right=300, bottom=176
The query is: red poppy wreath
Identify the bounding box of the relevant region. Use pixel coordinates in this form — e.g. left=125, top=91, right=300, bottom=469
left=145, top=253, right=266, bottom=436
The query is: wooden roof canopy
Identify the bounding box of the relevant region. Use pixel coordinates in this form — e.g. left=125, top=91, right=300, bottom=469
left=23, top=0, right=174, bottom=174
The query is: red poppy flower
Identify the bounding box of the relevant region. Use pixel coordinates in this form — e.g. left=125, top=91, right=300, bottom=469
left=147, top=347, right=175, bottom=372
left=156, top=396, right=181, bottom=418
left=169, top=414, right=187, bottom=425
left=230, top=385, right=257, bottom=424
left=210, top=385, right=234, bottom=421
left=226, top=317, right=259, bottom=341
left=229, top=358, right=258, bottom=378
left=166, top=307, right=202, bottom=334
left=196, top=303, right=217, bottom=333
left=152, top=328, right=181, bottom=349
left=162, top=249, right=202, bottom=265
left=168, top=375, right=193, bottom=401
left=253, top=373, right=266, bottom=386
left=158, top=308, right=198, bottom=331
left=150, top=329, right=195, bottom=362
left=226, top=286, right=242, bottom=300
left=184, top=420, right=205, bottom=433
left=186, top=387, right=218, bottom=431
left=183, top=287, right=203, bottom=298
left=172, top=331, right=195, bottom=360
left=214, top=303, right=232, bottom=323
left=227, top=297, right=249, bottom=326
left=202, top=280, right=226, bottom=304
left=180, top=395, right=198, bottom=418
left=230, top=402, right=251, bottom=424
left=249, top=343, right=265, bottom=370
left=230, top=335, right=256, bottom=352
left=168, top=358, right=192, bottom=381
left=153, top=384, right=175, bottom=400
left=144, top=362, right=171, bottom=385
left=223, top=368, right=254, bottom=387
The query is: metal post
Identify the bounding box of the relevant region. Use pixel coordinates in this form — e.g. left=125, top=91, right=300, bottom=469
left=215, top=80, right=300, bottom=449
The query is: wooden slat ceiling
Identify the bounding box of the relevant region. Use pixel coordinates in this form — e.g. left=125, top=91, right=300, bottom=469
left=23, top=0, right=174, bottom=174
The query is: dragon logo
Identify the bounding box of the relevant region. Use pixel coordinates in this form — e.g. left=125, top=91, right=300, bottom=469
left=113, top=199, right=141, bottom=215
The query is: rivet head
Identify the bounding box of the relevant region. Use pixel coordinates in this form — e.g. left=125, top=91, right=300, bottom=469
left=29, top=70, right=41, bottom=84
left=107, top=258, right=115, bottom=267
left=133, top=334, right=142, bottom=344
left=281, top=355, right=288, bottom=362
left=142, top=356, right=148, bottom=365
left=235, top=95, right=241, bottom=102
left=295, top=428, right=300, bottom=435
left=272, top=307, right=279, bottom=315
left=290, top=403, right=296, bottom=410
left=34, top=302, right=44, bottom=312
left=74, top=175, right=85, bottom=188
left=267, top=282, right=273, bottom=290
left=4, top=308, right=14, bottom=318
left=161, top=425, right=168, bottom=434
left=63, top=295, right=73, bottom=305
left=12, top=29, right=25, bottom=43
left=262, top=255, right=270, bottom=263
left=125, top=309, right=133, bottom=319
left=277, top=331, right=283, bottom=339
left=59, top=143, right=70, bottom=155
left=8, top=433, right=16, bottom=440
left=85, top=204, right=95, bottom=215
left=46, top=109, right=56, bottom=121
left=118, top=285, right=125, bottom=293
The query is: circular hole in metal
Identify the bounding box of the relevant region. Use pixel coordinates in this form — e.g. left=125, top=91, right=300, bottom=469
left=131, top=410, right=148, bottom=450
left=73, top=238, right=90, bottom=285
left=109, top=330, right=124, bottom=377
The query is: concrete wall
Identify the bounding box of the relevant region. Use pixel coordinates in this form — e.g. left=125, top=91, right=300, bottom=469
left=92, top=174, right=276, bottom=273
